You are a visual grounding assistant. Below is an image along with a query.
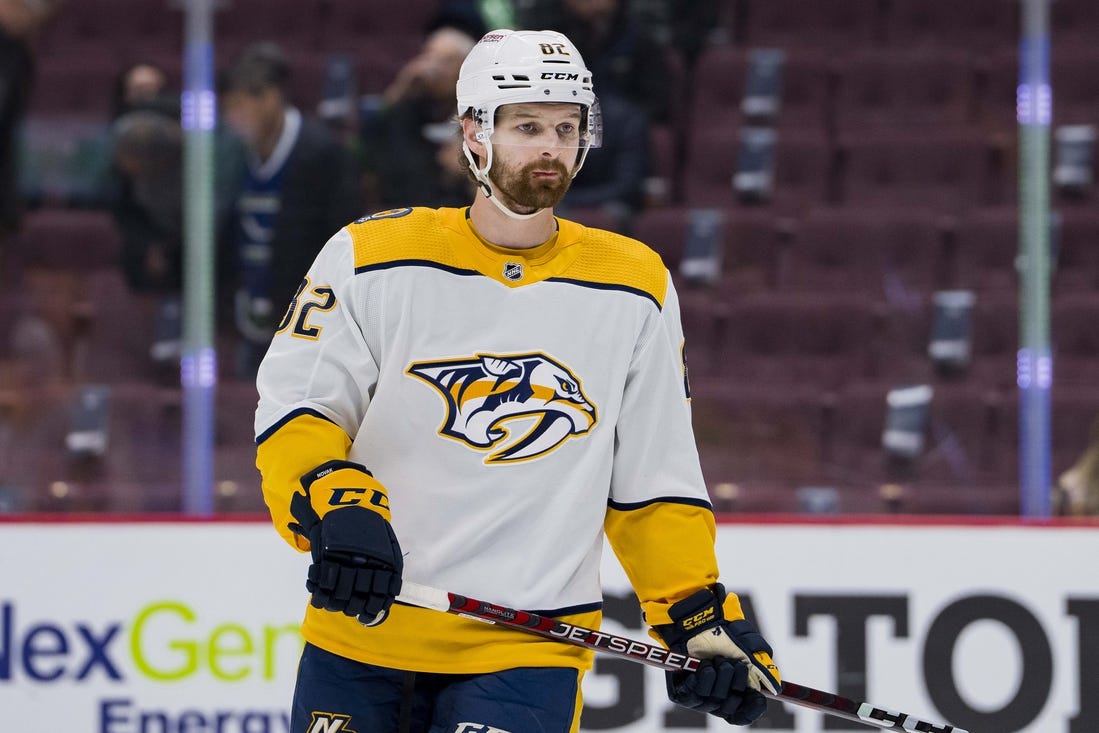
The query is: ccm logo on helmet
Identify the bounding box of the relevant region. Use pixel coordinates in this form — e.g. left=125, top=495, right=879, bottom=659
left=541, top=72, right=579, bottom=81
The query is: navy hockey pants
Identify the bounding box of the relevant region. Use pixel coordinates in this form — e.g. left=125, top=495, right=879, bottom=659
left=291, top=643, right=584, bottom=733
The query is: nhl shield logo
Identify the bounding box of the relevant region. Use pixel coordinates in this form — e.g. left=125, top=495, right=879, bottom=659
left=502, top=261, right=524, bottom=281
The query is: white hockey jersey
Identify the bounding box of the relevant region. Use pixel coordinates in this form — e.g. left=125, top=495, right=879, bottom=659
left=255, top=206, right=722, bottom=673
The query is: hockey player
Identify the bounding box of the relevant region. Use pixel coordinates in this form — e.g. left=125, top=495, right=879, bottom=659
left=255, top=29, right=780, bottom=732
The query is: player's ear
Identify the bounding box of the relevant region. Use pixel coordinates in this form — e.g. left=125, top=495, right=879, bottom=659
left=461, top=117, right=486, bottom=157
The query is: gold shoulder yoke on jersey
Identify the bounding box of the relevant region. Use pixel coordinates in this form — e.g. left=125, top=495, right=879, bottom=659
left=345, top=208, right=670, bottom=308
left=554, top=220, right=669, bottom=309
left=347, top=207, right=472, bottom=274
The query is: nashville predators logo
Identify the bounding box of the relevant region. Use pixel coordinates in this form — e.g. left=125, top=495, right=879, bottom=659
left=407, top=352, right=597, bottom=463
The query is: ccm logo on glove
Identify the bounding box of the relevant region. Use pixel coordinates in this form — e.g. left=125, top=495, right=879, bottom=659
left=682, top=607, right=717, bottom=631
left=654, top=583, right=781, bottom=726
left=287, top=460, right=404, bottom=627
left=328, top=486, right=390, bottom=510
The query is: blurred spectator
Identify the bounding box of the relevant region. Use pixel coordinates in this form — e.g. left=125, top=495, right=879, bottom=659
left=1054, top=416, right=1099, bottom=516
left=111, top=110, right=184, bottom=294
left=624, top=0, right=720, bottom=67
left=429, top=0, right=492, bottom=41
left=219, top=41, right=362, bottom=377
left=111, top=61, right=174, bottom=120
left=107, top=61, right=184, bottom=295
left=557, top=93, right=649, bottom=235
left=0, top=0, right=60, bottom=274
left=359, top=25, right=477, bottom=209
left=515, top=0, right=672, bottom=123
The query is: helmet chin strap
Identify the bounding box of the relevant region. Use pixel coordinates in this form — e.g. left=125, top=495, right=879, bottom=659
left=463, top=139, right=545, bottom=221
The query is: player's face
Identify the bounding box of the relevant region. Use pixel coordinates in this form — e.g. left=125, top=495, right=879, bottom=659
left=488, top=103, right=583, bottom=212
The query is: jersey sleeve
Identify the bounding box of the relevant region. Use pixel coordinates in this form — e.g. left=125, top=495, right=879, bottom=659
left=604, top=272, right=720, bottom=626
left=254, top=227, right=380, bottom=550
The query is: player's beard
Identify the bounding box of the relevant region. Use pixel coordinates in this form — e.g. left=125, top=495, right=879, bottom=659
left=489, top=155, right=573, bottom=213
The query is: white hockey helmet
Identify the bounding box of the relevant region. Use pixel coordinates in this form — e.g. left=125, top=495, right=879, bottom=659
left=457, top=29, right=596, bottom=140
left=456, top=29, right=600, bottom=217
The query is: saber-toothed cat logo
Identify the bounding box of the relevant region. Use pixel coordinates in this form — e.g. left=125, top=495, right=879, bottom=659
left=407, top=352, right=597, bottom=463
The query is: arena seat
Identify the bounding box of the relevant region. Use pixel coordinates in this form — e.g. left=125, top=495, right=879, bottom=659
left=952, top=207, right=1019, bottom=294
left=213, top=379, right=265, bottom=513
left=33, top=0, right=181, bottom=65
left=635, top=205, right=782, bottom=286
left=683, top=126, right=830, bottom=210
left=884, top=0, right=1019, bottom=51
left=709, top=292, right=886, bottom=390
left=217, top=0, right=324, bottom=53
left=12, top=210, right=121, bottom=272
left=1056, top=208, right=1099, bottom=291
left=1051, top=46, right=1099, bottom=133
left=832, top=49, right=978, bottom=134
left=319, top=0, right=440, bottom=51
left=951, top=206, right=1093, bottom=296
left=967, top=294, right=1020, bottom=390
left=734, top=0, right=883, bottom=50
left=27, top=56, right=118, bottom=120
left=689, top=45, right=835, bottom=136
left=690, top=377, right=830, bottom=501
left=683, top=44, right=744, bottom=128
left=3, top=381, right=183, bottom=512
left=1050, top=0, right=1099, bottom=44
left=779, top=207, right=943, bottom=296
left=1052, top=293, right=1099, bottom=388
left=833, top=130, right=1003, bottom=210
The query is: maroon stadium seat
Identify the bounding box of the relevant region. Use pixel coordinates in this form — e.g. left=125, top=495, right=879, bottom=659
left=833, top=49, right=977, bottom=133
left=1052, top=293, right=1099, bottom=388
left=953, top=207, right=1019, bottom=294
left=834, top=130, right=1002, bottom=210
left=736, top=0, right=882, bottom=50
left=884, top=0, right=1018, bottom=51
left=12, top=210, right=121, bottom=272
left=1050, top=0, right=1099, bottom=45
left=33, top=0, right=181, bottom=65
left=684, top=127, right=830, bottom=210
left=709, top=292, right=885, bottom=390
left=217, top=0, right=324, bottom=52
left=1057, top=209, right=1099, bottom=292
left=319, top=0, right=440, bottom=51
left=780, top=207, right=942, bottom=296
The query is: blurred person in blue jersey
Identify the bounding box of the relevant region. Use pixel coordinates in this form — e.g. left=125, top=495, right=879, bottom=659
left=219, top=41, right=362, bottom=378
left=255, top=29, right=780, bottom=732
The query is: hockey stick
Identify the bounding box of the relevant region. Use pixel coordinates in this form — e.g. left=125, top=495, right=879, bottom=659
left=395, top=581, right=968, bottom=733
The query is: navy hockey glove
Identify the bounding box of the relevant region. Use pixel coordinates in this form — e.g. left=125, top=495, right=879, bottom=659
left=654, top=584, right=781, bottom=726
left=288, top=460, right=403, bottom=627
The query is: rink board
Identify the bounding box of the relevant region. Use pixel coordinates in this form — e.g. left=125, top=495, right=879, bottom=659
left=0, top=517, right=1096, bottom=732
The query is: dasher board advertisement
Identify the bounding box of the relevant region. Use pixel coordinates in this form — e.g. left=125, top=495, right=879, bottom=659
left=0, top=518, right=1095, bottom=732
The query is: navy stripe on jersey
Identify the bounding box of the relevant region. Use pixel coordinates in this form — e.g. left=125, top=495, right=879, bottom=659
left=546, top=277, right=662, bottom=310
left=355, top=259, right=480, bottom=277
left=256, top=406, right=340, bottom=445
left=607, top=495, right=714, bottom=512
left=353, top=260, right=663, bottom=309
